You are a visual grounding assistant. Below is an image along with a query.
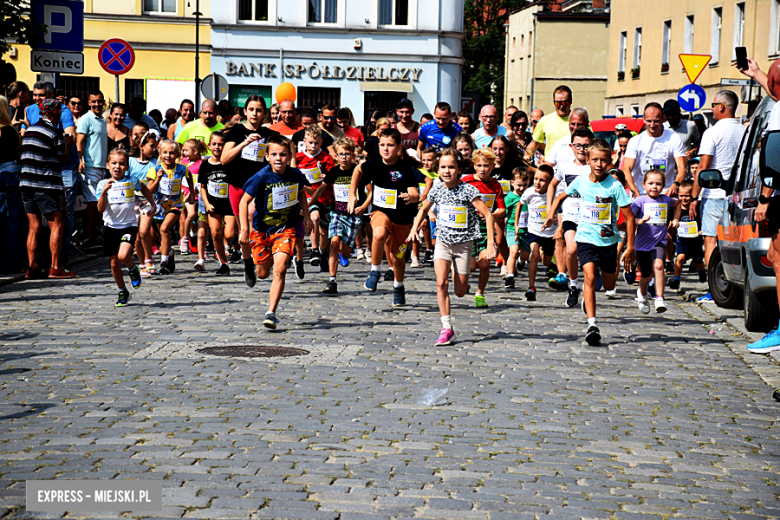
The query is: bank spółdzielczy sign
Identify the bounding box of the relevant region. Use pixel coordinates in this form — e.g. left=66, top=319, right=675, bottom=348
left=226, top=62, right=422, bottom=82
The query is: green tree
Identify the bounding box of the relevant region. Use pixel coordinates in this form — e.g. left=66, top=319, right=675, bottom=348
left=1, top=0, right=46, bottom=56
left=463, top=0, right=527, bottom=111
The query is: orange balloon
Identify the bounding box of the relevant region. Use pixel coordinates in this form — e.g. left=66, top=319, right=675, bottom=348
left=276, top=82, right=296, bottom=103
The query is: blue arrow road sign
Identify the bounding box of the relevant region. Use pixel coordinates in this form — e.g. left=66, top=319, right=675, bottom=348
left=30, top=0, right=84, bottom=52
left=678, top=84, right=707, bottom=112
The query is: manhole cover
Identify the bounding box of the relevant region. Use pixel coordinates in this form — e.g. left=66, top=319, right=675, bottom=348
left=196, top=346, right=310, bottom=358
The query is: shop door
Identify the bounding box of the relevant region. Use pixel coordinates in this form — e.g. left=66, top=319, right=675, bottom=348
left=363, top=91, right=406, bottom=124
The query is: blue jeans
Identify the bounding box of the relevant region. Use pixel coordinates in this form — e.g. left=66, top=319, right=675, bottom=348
left=0, top=161, right=26, bottom=273
left=61, top=168, right=78, bottom=257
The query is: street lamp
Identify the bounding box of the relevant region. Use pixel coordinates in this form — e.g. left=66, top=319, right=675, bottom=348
left=187, top=0, right=202, bottom=108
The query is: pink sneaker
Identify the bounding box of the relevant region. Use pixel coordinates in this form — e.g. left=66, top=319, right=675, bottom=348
left=435, top=328, right=455, bottom=346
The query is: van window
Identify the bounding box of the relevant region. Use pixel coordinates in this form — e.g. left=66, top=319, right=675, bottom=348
left=736, top=100, right=774, bottom=192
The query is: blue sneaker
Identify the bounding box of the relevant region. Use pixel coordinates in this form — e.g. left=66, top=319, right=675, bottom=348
left=364, top=271, right=381, bottom=292
left=393, top=285, right=406, bottom=307
left=128, top=264, right=142, bottom=289
left=339, top=253, right=350, bottom=267
left=648, top=282, right=656, bottom=299
left=595, top=268, right=603, bottom=292
left=548, top=273, right=568, bottom=290
left=263, top=312, right=280, bottom=330
left=747, top=329, right=780, bottom=354
left=696, top=292, right=714, bottom=303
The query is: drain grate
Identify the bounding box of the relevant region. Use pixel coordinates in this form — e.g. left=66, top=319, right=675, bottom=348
left=196, top=346, right=310, bottom=358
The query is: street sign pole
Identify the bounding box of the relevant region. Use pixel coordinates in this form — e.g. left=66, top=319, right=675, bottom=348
left=115, top=75, right=120, bottom=105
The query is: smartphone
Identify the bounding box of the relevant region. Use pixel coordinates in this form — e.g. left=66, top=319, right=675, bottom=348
left=736, top=47, right=748, bottom=70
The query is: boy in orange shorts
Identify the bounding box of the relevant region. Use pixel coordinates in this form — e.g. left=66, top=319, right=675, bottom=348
left=239, top=135, right=312, bottom=329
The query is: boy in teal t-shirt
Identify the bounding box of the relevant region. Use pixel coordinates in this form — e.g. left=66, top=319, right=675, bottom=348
left=505, top=167, right=531, bottom=288
left=546, top=139, right=635, bottom=346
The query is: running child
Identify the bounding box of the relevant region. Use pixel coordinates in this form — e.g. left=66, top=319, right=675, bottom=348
left=310, top=138, right=360, bottom=295
left=147, top=139, right=195, bottom=275
left=198, top=130, right=235, bottom=275
left=179, top=138, right=206, bottom=255
left=546, top=139, right=635, bottom=346
left=348, top=128, right=420, bottom=307
left=407, top=148, right=494, bottom=345
left=546, top=127, right=594, bottom=307
left=458, top=148, right=504, bottom=307
left=352, top=152, right=374, bottom=264
left=129, top=130, right=158, bottom=276
left=505, top=167, right=530, bottom=288
left=521, top=164, right=557, bottom=301
left=239, top=135, right=312, bottom=329
left=411, top=147, right=439, bottom=267
left=632, top=168, right=679, bottom=314
left=96, top=149, right=156, bottom=306
left=296, top=124, right=335, bottom=270
left=670, top=180, right=706, bottom=290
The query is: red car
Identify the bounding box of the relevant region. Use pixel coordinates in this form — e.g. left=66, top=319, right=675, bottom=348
left=591, top=118, right=645, bottom=148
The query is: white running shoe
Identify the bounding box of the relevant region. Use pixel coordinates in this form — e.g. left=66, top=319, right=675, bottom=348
left=605, top=288, right=618, bottom=299
left=356, top=249, right=365, bottom=261
left=500, top=265, right=507, bottom=278
left=636, top=288, right=650, bottom=314
left=410, top=255, right=420, bottom=268
left=654, top=298, right=667, bottom=313
left=194, top=258, right=206, bottom=271
left=180, top=238, right=189, bottom=255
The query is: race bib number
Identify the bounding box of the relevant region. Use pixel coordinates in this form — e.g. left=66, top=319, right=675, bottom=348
left=480, top=193, right=496, bottom=210
left=208, top=181, right=229, bottom=199
left=241, top=141, right=267, bottom=162
left=642, top=157, right=667, bottom=173
left=580, top=201, right=611, bottom=224
left=108, top=180, right=134, bottom=204
left=563, top=198, right=580, bottom=221
left=645, top=202, right=667, bottom=224
left=678, top=220, right=699, bottom=238
left=374, top=187, right=397, bottom=209
left=334, top=184, right=349, bottom=203
left=272, top=184, right=298, bottom=210
left=301, top=166, right=322, bottom=184
left=499, top=180, right=511, bottom=195
left=440, top=205, right=467, bottom=229
left=529, top=204, right=547, bottom=223
left=517, top=209, right=528, bottom=228
left=159, top=176, right=181, bottom=196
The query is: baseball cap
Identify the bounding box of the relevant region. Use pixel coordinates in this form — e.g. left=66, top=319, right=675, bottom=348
left=615, top=123, right=627, bottom=130
left=692, top=113, right=705, bottom=121
left=689, top=156, right=701, bottom=164
left=396, top=98, right=414, bottom=110
left=662, top=99, right=681, bottom=114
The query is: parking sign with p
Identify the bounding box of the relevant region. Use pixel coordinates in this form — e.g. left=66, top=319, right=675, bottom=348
left=30, top=0, right=84, bottom=52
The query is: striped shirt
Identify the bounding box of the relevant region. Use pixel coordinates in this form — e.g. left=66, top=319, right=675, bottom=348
left=20, top=121, right=64, bottom=193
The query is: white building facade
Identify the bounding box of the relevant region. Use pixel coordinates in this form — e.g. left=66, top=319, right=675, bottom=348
left=210, top=0, right=464, bottom=124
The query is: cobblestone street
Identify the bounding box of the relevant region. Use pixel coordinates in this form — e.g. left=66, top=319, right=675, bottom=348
left=1, top=258, right=779, bottom=519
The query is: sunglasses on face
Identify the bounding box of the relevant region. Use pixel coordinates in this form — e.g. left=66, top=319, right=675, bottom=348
left=322, top=116, right=336, bottom=120
left=554, top=100, right=572, bottom=107
left=69, top=101, right=81, bottom=106
left=530, top=119, right=539, bottom=124
left=711, top=102, right=727, bottom=109
left=512, top=122, right=528, bottom=128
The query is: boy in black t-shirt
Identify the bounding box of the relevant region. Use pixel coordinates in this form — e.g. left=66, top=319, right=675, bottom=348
left=198, top=131, right=235, bottom=275
left=310, top=138, right=360, bottom=295
left=348, top=128, right=419, bottom=307
left=671, top=180, right=706, bottom=290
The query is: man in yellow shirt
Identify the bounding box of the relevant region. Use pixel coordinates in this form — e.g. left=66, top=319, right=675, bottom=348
left=525, top=85, right=572, bottom=160
left=176, top=100, right=224, bottom=145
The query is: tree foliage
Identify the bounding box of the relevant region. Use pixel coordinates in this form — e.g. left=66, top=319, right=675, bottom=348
left=463, top=0, right=527, bottom=111
left=0, top=0, right=46, bottom=56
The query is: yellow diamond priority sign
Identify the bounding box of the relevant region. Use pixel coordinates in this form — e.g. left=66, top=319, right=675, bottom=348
left=679, top=54, right=712, bottom=84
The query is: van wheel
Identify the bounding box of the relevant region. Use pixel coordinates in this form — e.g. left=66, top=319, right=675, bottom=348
left=744, top=268, right=778, bottom=332
left=708, top=248, right=741, bottom=308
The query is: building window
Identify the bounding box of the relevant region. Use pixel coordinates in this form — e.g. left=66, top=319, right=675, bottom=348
left=60, top=76, right=100, bottom=102
left=630, top=104, right=639, bottom=116
left=309, top=0, right=337, bottom=24
left=662, top=21, right=671, bottom=69
left=124, top=79, right=144, bottom=105
left=616, top=106, right=624, bottom=117
left=733, top=3, right=745, bottom=59
left=528, top=31, right=532, bottom=57
left=618, top=31, right=626, bottom=72
left=519, top=35, right=523, bottom=60
left=363, top=91, right=405, bottom=125
left=238, top=0, right=268, bottom=21
left=298, top=86, right=341, bottom=109
left=711, top=7, right=722, bottom=65
left=684, top=15, right=694, bottom=54
left=633, top=27, right=642, bottom=68
left=379, top=0, right=408, bottom=26
left=143, top=0, right=175, bottom=14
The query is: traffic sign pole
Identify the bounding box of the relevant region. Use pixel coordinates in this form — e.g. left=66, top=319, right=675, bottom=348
left=98, top=38, right=135, bottom=103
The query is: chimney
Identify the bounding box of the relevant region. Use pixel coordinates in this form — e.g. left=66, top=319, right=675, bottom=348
left=592, top=0, right=605, bottom=8
left=549, top=0, right=564, bottom=12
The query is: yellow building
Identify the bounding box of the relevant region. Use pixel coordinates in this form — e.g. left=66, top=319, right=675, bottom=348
left=504, top=1, right=611, bottom=118
left=606, top=0, right=776, bottom=119
left=5, top=0, right=209, bottom=111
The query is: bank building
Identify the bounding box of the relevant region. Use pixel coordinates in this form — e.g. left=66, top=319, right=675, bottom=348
left=210, top=0, right=464, bottom=124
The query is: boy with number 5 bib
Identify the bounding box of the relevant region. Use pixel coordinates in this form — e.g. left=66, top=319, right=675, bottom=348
left=631, top=169, right=679, bottom=314
left=670, top=180, right=706, bottom=290
left=547, top=139, right=635, bottom=346
left=97, top=149, right=157, bottom=307
left=239, top=135, right=312, bottom=329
